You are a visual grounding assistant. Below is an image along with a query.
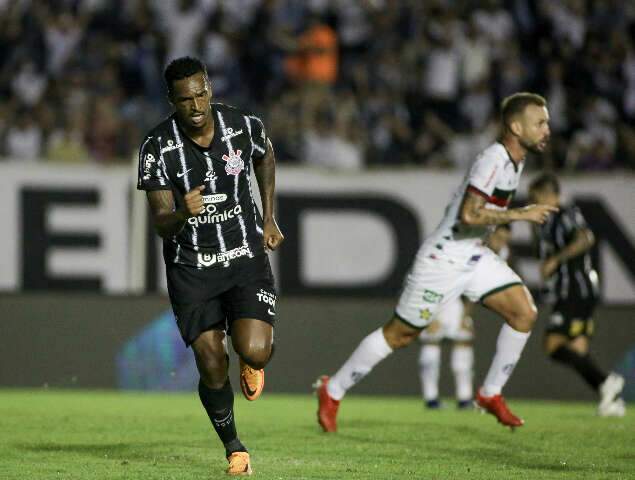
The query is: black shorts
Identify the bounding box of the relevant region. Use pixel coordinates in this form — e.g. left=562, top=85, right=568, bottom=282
left=166, top=254, right=277, bottom=346
left=545, top=299, right=597, bottom=339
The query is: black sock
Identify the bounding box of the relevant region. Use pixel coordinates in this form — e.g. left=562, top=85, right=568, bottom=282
left=198, top=379, right=247, bottom=456
left=550, top=346, right=607, bottom=391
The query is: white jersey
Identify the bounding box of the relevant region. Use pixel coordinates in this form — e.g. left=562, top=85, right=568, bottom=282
left=423, top=142, right=523, bottom=264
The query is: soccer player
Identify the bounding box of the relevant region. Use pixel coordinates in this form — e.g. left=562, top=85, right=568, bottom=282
left=317, top=92, right=556, bottom=431
left=529, top=173, right=626, bottom=417
left=137, top=57, right=284, bottom=475
left=418, top=224, right=512, bottom=410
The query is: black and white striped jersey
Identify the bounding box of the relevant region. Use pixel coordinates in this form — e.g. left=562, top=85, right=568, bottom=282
left=137, top=102, right=267, bottom=268
left=536, top=204, right=599, bottom=303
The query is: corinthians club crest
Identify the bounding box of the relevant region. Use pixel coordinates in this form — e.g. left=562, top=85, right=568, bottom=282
left=222, top=149, right=244, bottom=176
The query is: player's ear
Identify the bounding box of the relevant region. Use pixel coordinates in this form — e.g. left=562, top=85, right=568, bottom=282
left=509, top=118, right=522, bottom=137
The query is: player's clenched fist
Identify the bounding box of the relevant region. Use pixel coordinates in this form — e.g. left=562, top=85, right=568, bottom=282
left=263, top=217, right=284, bottom=252
left=183, top=185, right=205, bottom=218
left=518, top=204, right=558, bottom=224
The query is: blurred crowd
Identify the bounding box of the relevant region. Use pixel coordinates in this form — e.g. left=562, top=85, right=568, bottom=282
left=1, top=0, right=634, bottom=170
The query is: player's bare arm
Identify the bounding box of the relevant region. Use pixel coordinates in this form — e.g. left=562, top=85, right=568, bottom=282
left=541, top=227, right=595, bottom=279
left=146, top=186, right=205, bottom=238
left=460, top=190, right=558, bottom=226
left=254, top=139, right=284, bottom=251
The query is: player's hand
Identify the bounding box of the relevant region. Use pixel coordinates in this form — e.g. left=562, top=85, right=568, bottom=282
left=518, top=204, right=558, bottom=224
left=263, top=217, right=284, bottom=252
left=182, top=186, right=205, bottom=218
left=541, top=256, right=560, bottom=280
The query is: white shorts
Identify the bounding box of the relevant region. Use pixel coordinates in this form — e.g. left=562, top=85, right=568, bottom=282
left=395, top=247, right=522, bottom=329
left=418, top=297, right=474, bottom=342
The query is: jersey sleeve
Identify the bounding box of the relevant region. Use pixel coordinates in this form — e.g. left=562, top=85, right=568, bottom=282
left=248, top=115, right=268, bottom=159
left=137, top=135, right=171, bottom=191
left=465, top=152, right=501, bottom=198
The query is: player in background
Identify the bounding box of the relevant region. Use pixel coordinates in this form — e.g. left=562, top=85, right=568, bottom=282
left=137, top=57, right=284, bottom=475
left=316, top=92, right=556, bottom=431
left=529, top=173, right=625, bottom=417
left=418, top=224, right=512, bottom=410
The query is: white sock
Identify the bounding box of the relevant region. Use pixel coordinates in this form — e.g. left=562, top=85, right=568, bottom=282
left=482, top=324, right=530, bottom=397
left=419, top=344, right=441, bottom=401
left=327, top=328, right=393, bottom=400
left=451, top=344, right=474, bottom=401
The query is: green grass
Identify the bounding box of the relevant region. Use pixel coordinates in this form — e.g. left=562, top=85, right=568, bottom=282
left=0, top=390, right=632, bottom=479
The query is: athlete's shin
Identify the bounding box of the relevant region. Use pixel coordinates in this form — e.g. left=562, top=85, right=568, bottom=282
left=451, top=344, right=474, bottom=401
left=198, top=379, right=246, bottom=456
left=419, top=344, right=441, bottom=401
left=481, top=324, right=530, bottom=397
left=327, top=328, right=393, bottom=401
left=550, top=345, right=607, bottom=391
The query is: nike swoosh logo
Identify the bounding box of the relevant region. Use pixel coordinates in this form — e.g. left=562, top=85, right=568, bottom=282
left=267, top=308, right=275, bottom=316
left=176, top=168, right=192, bottom=178
left=241, top=376, right=257, bottom=397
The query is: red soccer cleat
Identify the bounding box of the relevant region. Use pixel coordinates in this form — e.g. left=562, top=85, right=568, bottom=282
left=475, top=389, right=524, bottom=429
left=314, top=375, right=340, bottom=432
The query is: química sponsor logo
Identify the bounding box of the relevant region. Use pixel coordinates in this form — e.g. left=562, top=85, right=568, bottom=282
left=188, top=204, right=242, bottom=227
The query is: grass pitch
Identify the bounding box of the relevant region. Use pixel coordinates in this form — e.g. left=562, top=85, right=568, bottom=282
left=0, top=390, right=632, bottom=479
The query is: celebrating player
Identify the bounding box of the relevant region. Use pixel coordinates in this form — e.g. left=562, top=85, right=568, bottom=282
left=418, top=224, right=513, bottom=410
left=137, top=57, right=283, bottom=475
left=316, top=92, right=556, bottom=431
left=529, top=173, right=625, bottom=417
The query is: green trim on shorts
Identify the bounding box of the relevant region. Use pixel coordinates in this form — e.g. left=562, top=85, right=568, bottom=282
left=479, top=282, right=523, bottom=303
left=393, top=311, right=427, bottom=330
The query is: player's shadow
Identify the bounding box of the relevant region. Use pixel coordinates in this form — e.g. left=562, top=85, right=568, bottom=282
left=452, top=445, right=624, bottom=475
left=17, top=441, right=195, bottom=462
left=441, top=426, right=627, bottom=476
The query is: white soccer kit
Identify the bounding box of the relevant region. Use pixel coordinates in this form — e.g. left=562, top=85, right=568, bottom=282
left=396, top=142, right=523, bottom=328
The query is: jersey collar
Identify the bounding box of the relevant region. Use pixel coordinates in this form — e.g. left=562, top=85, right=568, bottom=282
left=499, top=141, right=522, bottom=173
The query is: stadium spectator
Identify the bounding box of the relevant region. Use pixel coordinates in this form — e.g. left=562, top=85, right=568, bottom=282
left=284, top=14, right=338, bottom=86
left=0, top=0, right=633, bottom=168
left=10, top=60, right=47, bottom=107
left=45, top=111, right=90, bottom=164
left=5, top=108, right=42, bottom=161
left=302, top=97, right=363, bottom=170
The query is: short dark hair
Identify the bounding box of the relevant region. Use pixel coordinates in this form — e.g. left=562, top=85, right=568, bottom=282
left=164, top=56, right=208, bottom=96
left=529, top=172, right=560, bottom=195
left=501, top=92, right=547, bottom=129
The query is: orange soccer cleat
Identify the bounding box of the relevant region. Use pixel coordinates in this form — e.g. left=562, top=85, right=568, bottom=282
left=226, top=451, right=252, bottom=476
left=314, top=375, right=340, bottom=432
left=475, top=389, right=524, bottom=429
left=239, top=359, right=265, bottom=402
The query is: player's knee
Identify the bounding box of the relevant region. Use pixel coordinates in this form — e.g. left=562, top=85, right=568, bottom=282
left=383, top=317, right=421, bottom=349
left=384, top=330, right=418, bottom=349
left=240, top=344, right=272, bottom=370
left=507, top=306, right=537, bottom=332
left=521, top=307, right=538, bottom=330
left=568, top=336, right=589, bottom=355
